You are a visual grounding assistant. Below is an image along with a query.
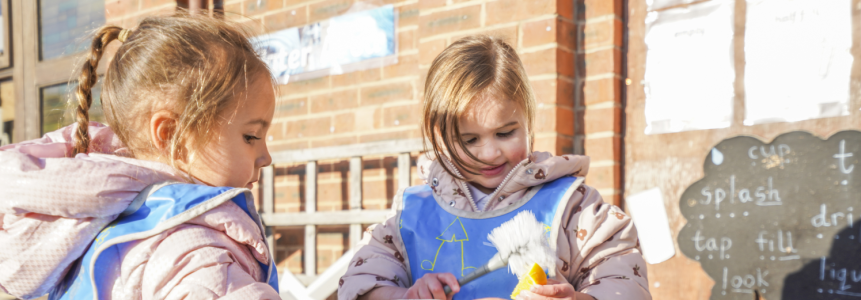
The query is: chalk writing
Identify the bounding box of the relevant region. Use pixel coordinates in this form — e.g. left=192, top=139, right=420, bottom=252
left=679, top=131, right=861, bottom=299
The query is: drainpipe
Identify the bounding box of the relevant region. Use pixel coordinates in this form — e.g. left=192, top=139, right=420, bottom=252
left=188, top=0, right=203, bottom=14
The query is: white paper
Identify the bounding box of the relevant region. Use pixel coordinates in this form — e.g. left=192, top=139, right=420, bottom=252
left=744, top=0, right=852, bottom=125
left=643, top=0, right=735, bottom=134
left=627, top=188, right=676, bottom=264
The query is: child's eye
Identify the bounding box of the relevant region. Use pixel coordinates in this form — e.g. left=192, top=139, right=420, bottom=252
left=244, top=134, right=261, bottom=144
left=497, top=129, right=516, bottom=138
left=464, top=137, right=478, bottom=145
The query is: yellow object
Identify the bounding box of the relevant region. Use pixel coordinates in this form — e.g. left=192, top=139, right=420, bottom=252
left=510, top=263, right=547, bottom=299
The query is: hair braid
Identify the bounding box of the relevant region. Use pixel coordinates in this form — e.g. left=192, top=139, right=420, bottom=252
left=73, top=26, right=123, bottom=155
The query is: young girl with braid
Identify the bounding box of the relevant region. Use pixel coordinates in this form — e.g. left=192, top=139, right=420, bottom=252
left=0, top=13, right=281, bottom=299
left=338, top=36, right=652, bottom=300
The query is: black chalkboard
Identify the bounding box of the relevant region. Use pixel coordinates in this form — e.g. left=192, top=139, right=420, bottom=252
left=678, top=131, right=861, bottom=300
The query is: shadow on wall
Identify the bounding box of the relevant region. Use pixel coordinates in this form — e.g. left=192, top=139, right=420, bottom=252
left=783, top=219, right=861, bottom=299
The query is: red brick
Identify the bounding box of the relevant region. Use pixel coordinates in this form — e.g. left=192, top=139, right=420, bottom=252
left=398, top=29, right=417, bottom=53
left=316, top=182, right=348, bottom=211
left=332, top=112, right=356, bottom=133
left=521, top=48, right=575, bottom=78
left=360, top=82, right=412, bottom=105
left=586, top=165, right=620, bottom=190
left=557, top=0, right=574, bottom=20
left=331, top=68, right=381, bottom=87
left=584, top=0, right=623, bottom=19
left=583, top=136, right=621, bottom=162
left=583, top=106, right=621, bottom=134
left=355, top=107, right=382, bottom=131
left=556, top=107, right=576, bottom=136
left=265, top=7, right=309, bottom=31
left=274, top=184, right=302, bottom=213
left=383, top=103, right=421, bottom=128
left=486, top=0, right=556, bottom=26
left=309, top=0, right=352, bottom=23
left=583, top=77, right=621, bottom=106
left=531, top=78, right=570, bottom=107
left=382, top=54, right=419, bottom=79
left=450, top=25, right=518, bottom=46
left=310, top=89, right=358, bottom=113
left=275, top=97, right=308, bottom=117
left=281, top=77, right=329, bottom=95
left=584, top=48, right=622, bottom=77
left=245, top=0, right=282, bottom=16
left=419, top=39, right=447, bottom=66
left=420, top=0, right=446, bottom=10
left=582, top=18, right=623, bottom=50
left=223, top=2, right=244, bottom=20
left=418, top=5, right=481, bottom=38
left=122, top=0, right=141, bottom=11
left=285, top=116, right=331, bottom=138
left=397, top=3, right=420, bottom=27
left=533, top=135, right=574, bottom=155
left=522, top=18, right=558, bottom=48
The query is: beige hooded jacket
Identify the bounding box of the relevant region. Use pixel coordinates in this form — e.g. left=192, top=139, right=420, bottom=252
left=338, top=152, right=651, bottom=300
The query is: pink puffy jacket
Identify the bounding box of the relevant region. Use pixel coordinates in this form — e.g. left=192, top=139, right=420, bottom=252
left=338, top=153, right=652, bottom=300
left=0, top=123, right=280, bottom=299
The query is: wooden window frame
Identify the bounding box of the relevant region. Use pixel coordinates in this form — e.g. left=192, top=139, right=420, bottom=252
left=12, top=0, right=107, bottom=142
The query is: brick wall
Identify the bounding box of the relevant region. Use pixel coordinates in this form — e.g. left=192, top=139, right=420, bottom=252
left=107, top=0, right=627, bottom=278
left=224, top=0, right=588, bottom=274
left=105, top=0, right=178, bottom=28
left=577, top=0, right=625, bottom=206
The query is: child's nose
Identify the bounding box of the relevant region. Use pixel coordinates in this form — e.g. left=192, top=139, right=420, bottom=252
left=259, top=146, right=272, bottom=168
left=477, top=142, right=502, bottom=162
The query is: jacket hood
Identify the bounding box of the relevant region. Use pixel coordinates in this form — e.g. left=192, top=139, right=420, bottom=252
left=417, top=151, right=590, bottom=212
left=0, top=122, right=187, bottom=298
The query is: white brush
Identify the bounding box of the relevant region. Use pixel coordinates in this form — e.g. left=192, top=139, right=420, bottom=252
left=444, top=210, right=556, bottom=293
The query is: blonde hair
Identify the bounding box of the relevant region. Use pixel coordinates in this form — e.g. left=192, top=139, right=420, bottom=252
left=73, top=12, right=268, bottom=174
left=421, top=35, right=536, bottom=178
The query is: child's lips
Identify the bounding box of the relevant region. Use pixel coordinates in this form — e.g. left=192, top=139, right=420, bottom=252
left=481, top=163, right=506, bottom=176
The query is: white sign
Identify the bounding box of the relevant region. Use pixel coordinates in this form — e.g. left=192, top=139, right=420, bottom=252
left=627, top=188, right=676, bottom=264
left=744, top=0, right=852, bottom=125
left=643, top=0, right=735, bottom=134
left=252, top=5, right=396, bottom=84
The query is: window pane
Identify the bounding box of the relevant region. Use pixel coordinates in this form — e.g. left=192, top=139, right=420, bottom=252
left=41, top=81, right=104, bottom=135
left=0, top=79, right=13, bottom=145
left=39, top=0, right=105, bottom=60
left=1, top=3, right=5, bottom=55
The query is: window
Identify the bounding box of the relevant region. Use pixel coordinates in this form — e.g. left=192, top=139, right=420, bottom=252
left=0, top=0, right=9, bottom=68
left=0, top=79, right=12, bottom=145
left=40, top=81, right=104, bottom=134
left=39, top=0, right=105, bottom=61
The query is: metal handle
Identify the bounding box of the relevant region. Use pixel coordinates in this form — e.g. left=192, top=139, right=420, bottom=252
left=443, top=253, right=507, bottom=294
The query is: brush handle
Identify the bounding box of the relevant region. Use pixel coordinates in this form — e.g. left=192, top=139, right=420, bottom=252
left=443, top=253, right=507, bottom=294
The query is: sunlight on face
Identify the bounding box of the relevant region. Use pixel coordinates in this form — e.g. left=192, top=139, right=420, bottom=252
left=453, top=95, right=529, bottom=194
left=188, top=74, right=275, bottom=189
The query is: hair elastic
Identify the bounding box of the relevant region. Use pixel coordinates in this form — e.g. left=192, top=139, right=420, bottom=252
left=118, top=29, right=132, bottom=43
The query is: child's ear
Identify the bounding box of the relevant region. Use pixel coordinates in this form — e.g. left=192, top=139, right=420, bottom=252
left=149, top=110, right=177, bottom=151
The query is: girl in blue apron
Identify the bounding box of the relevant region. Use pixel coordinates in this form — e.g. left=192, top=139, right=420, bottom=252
left=0, top=13, right=280, bottom=299
left=338, top=35, right=652, bottom=300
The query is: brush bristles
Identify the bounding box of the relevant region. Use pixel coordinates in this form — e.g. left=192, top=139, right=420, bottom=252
left=487, top=210, right=556, bottom=278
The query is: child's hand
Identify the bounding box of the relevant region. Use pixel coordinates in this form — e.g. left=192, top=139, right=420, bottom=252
left=403, top=273, right=460, bottom=299
left=515, top=278, right=589, bottom=300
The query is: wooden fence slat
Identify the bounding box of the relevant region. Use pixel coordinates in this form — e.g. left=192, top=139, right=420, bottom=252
left=349, top=224, right=362, bottom=249
left=398, top=152, right=411, bottom=191
left=306, top=161, right=317, bottom=213
left=304, top=224, right=316, bottom=276
left=261, top=166, right=275, bottom=258
left=349, top=157, right=362, bottom=210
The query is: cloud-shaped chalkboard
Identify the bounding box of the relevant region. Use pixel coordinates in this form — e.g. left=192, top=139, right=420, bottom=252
left=678, top=131, right=861, bottom=300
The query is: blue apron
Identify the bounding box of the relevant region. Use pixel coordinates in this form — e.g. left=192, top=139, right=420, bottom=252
left=398, top=176, right=583, bottom=299
left=49, top=183, right=279, bottom=300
